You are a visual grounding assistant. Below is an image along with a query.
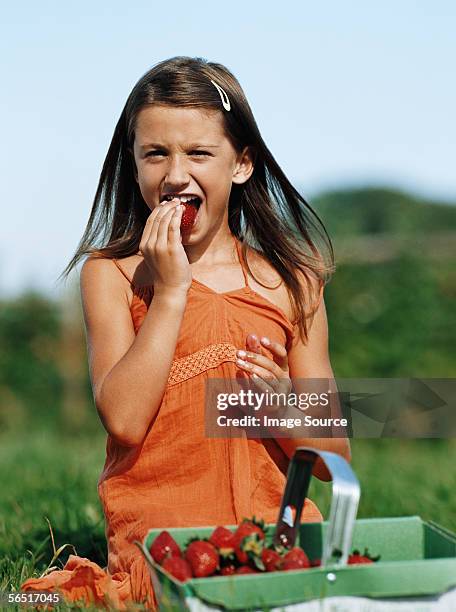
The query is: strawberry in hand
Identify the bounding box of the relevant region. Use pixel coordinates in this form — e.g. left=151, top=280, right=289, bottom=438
left=180, top=200, right=199, bottom=232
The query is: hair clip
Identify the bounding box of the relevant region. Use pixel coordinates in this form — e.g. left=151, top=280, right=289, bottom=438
left=210, top=79, right=231, bottom=111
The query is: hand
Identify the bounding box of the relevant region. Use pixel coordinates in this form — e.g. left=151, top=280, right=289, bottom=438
left=139, top=198, right=192, bottom=295
left=236, top=334, right=293, bottom=414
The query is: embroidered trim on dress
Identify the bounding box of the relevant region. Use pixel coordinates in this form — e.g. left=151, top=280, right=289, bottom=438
left=167, top=342, right=238, bottom=387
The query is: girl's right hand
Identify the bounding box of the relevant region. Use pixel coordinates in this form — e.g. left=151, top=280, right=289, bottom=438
left=139, top=198, right=192, bottom=296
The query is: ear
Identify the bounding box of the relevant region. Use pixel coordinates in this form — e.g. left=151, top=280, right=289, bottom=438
left=232, top=146, right=254, bottom=185
left=128, top=147, right=139, bottom=183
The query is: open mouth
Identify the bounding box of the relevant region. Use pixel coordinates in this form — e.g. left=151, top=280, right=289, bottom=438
left=161, top=195, right=202, bottom=209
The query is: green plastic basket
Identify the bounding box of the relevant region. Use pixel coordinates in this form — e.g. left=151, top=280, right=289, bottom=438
left=137, top=448, right=456, bottom=610
left=139, top=516, right=456, bottom=610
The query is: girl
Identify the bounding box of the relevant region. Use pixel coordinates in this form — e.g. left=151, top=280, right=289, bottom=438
left=22, top=56, right=350, bottom=609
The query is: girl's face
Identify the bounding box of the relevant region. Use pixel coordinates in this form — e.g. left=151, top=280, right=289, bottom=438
left=132, top=105, right=253, bottom=241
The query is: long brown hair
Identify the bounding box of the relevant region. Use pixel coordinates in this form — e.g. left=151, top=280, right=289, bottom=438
left=58, top=56, right=334, bottom=343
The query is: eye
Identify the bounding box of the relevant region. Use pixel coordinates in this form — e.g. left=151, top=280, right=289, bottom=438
left=145, top=150, right=166, bottom=157
left=189, top=150, right=211, bottom=157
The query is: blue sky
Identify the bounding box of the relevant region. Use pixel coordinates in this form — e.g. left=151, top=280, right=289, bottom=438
left=1, top=1, right=455, bottom=297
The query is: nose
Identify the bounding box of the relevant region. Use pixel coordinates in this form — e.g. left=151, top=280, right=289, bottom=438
left=163, top=153, right=190, bottom=191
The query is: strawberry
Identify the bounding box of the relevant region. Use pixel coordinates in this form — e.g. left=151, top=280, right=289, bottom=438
left=233, top=518, right=266, bottom=565
left=180, top=201, right=199, bottom=232
left=348, top=548, right=381, bottom=564
left=235, top=565, right=258, bottom=574
left=282, top=547, right=310, bottom=571
left=162, top=556, right=193, bottom=582
left=150, top=531, right=181, bottom=564
left=185, top=540, right=219, bottom=578
left=209, top=526, right=235, bottom=557
left=236, top=517, right=267, bottom=540
left=220, top=564, right=237, bottom=576
left=261, top=548, right=282, bottom=572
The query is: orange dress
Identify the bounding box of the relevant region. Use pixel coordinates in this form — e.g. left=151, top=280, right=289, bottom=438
left=21, top=235, right=322, bottom=609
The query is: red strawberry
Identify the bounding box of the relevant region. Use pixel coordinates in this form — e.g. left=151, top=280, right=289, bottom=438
left=150, top=531, right=181, bottom=564
left=220, top=564, right=237, bottom=576
left=180, top=201, right=199, bottom=231
left=235, top=565, right=258, bottom=574
left=185, top=540, right=219, bottom=578
left=236, top=517, right=266, bottom=540
left=209, top=526, right=235, bottom=557
left=261, top=548, right=282, bottom=572
left=233, top=518, right=266, bottom=564
left=348, top=548, right=381, bottom=564
left=348, top=553, right=373, bottom=564
left=162, top=556, right=193, bottom=582
left=282, top=547, right=310, bottom=571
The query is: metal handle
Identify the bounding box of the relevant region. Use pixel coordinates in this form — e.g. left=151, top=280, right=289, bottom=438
left=273, top=447, right=360, bottom=566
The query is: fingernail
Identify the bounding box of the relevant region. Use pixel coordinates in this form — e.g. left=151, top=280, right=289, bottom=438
left=261, top=337, right=270, bottom=345
left=237, top=350, right=246, bottom=358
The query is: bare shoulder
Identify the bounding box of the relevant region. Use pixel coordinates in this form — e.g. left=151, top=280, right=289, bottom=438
left=244, top=246, right=291, bottom=317
left=79, top=255, right=139, bottom=329
left=82, top=252, right=154, bottom=293
left=80, top=255, right=129, bottom=300
left=245, top=246, right=321, bottom=322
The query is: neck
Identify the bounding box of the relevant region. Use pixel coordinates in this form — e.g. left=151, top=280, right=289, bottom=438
left=183, top=229, right=238, bottom=269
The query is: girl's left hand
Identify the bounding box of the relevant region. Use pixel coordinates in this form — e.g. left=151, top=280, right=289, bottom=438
left=236, top=334, right=293, bottom=412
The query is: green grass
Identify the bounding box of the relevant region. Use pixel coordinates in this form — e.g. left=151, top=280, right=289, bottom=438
left=1, top=431, right=455, bottom=610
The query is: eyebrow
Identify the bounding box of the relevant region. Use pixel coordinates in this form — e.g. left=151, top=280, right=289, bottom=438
left=139, top=142, right=220, bottom=151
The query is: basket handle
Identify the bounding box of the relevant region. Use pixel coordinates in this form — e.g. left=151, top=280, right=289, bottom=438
left=273, top=447, right=360, bottom=566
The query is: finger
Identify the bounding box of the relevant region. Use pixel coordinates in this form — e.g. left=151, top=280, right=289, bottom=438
left=259, top=337, right=288, bottom=368
left=250, top=373, right=288, bottom=414
left=149, top=199, right=180, bottom=247
left=168, top=204, right=184, bottom=244
left=246, top=334, right=263, bottom=354
left=139, top=208, right=162, bottom=254
left=236, top=357, right=281, bottom=390
left=236, top=349, right=285, bottom=379
left=250, top=372, right=275, bottom=395
left=139, top=201, right=174, bottom=254
left=156, top=201, right=181, bottom=249
left=237, top=353, right=293, bottom=401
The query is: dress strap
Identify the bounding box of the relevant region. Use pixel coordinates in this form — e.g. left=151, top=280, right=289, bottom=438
left=112, top=259, right=133, bottom=285
left=233, top=236, right=249, bottom=288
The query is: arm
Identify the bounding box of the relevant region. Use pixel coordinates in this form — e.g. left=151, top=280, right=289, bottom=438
left=80, top=257, right=187, bottom=447
left=275, top=280, right=351, bottom=481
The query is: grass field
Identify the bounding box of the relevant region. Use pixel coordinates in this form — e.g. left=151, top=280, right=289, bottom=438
left=1, top=431, right=455, bottom=610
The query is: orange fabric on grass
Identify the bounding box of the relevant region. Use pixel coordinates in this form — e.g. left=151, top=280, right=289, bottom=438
left=21, top=235, right=322, bottom=609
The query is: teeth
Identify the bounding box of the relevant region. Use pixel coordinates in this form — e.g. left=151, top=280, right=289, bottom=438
left=164, top=195, right=200, bottom=203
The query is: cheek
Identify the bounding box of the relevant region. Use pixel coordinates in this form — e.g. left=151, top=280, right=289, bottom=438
left=205, top=161, right=236, bottom=195
left=136, top=168, right=157, bottom=206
